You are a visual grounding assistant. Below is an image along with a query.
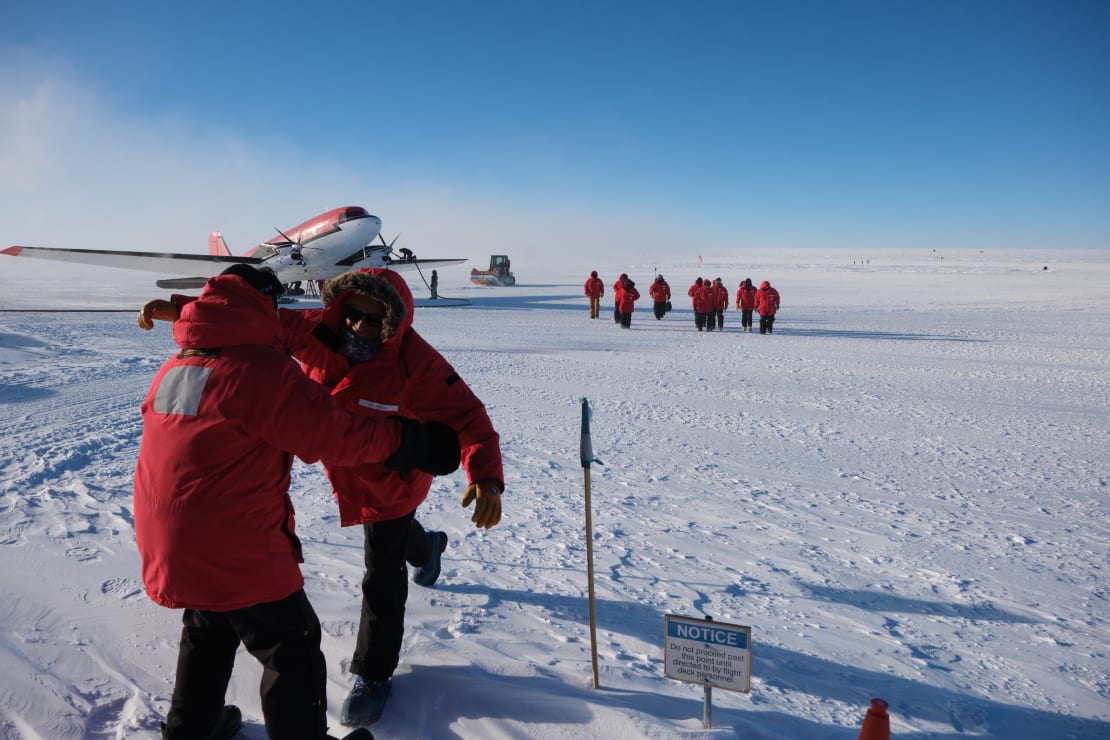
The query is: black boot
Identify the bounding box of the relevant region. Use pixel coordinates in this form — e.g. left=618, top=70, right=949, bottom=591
left=162, top=705, right=241, bottom=740
left=329, top=729, right=375, bottom=740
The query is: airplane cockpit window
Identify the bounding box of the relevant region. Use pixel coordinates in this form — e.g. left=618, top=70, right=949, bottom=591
left=340, top=207, right=370, bottom=223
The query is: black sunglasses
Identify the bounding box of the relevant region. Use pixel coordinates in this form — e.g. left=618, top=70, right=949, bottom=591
left=344, top=306, right=386, bottom=327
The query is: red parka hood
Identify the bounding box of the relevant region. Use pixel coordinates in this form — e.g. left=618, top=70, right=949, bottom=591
left=173, top=274, right=285, bottom=351
left=320, top=267, right=414, bottom=344
left=760, top=281, right=771, bottom=289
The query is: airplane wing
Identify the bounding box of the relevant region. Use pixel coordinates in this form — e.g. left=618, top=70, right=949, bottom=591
left=2, top=245, right=261, bottom=280
left=387, top=257, right=468, bottom=269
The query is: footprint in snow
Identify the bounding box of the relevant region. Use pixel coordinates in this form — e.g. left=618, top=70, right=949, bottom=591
left=101, top=577, right=143, bottom=600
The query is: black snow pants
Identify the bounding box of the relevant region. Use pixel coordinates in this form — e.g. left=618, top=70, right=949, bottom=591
left=162, top=589, right=327, bottom=740
left=350, top=512, right=432, bottom=682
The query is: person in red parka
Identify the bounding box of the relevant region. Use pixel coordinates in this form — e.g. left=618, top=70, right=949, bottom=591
left=617, top=278, right=640, bottom=328
left=693, top=278, right=716, bottom=331
left=755, top=279, right=781, bottom=334
left=710, top=277, right=729, bottom=331
left=134, top=264, right=455, bottom=740
left=584, top=270, right=604, bottom=318
left=277, top=269, right=503, bottom=727
left=736, top=277, right=757, bottom=332
left=648, top=274, right=671, bottom=320
left=612, top=273, right=628, bottom=324
left=687, top=277, right=706, bottom=331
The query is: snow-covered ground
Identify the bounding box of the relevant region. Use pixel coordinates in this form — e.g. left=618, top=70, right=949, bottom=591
left=1, top=249, right=1108, bottom=739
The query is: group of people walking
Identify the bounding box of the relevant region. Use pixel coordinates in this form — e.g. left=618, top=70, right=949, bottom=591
left=584, top=271, right=672, bottom=328
left=584, top=271, right=781, bottom=333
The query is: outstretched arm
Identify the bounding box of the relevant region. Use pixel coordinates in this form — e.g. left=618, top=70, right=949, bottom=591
left=137, top=299, right=180, bottom=330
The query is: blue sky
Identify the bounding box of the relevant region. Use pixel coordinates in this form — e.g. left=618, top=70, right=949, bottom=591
left=1, top=1, right=1107, bottom=260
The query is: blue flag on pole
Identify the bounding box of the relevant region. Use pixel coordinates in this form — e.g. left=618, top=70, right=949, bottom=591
left=580, top=397, right=603, bottom=469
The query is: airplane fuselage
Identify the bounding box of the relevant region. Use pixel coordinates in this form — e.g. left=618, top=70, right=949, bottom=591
left=249, top=206, right=386, bottom=284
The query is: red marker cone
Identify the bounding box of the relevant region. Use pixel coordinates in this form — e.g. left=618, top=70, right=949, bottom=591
left=858, top=698, right=890, bottom=740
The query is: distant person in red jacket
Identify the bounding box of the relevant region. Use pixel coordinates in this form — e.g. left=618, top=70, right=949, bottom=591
left=648, top=274, right=671, bottom=319
left=710, top=277, right=729, bottom=331
left=687, top=277, right=706, bottom=331
left=693, top=278, right=716, bottom=331
left=584, top=271, right=605, bottom=318
left=612, top=273, right=628, bottom=324
left=134, top=264, right=455, bottom=740
left=618, top=279, right=640, bottom=328
left=755, top=280, right=781, bottom=334
left=736, top=278, right=756, bottom=332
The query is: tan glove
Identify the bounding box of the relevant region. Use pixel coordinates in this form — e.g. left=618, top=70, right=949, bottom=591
left=462, top=479, right=502, bottom=529
left=137, top=299, right=180, bottom=330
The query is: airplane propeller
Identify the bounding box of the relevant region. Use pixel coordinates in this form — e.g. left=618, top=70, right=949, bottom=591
left=378, top=232, right=420, bottom=262
left=273, top=226, right=305, bottom=263
left=366, top=232, right=402, bottom=262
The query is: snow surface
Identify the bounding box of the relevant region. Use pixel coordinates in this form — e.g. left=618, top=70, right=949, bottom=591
left=1, top=249, right=1108, bottom=739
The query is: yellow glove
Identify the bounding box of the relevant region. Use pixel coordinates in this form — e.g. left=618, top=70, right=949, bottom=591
left=137, top=299, right=180, bottom=330
left=462, top=479, right=502, bottom=529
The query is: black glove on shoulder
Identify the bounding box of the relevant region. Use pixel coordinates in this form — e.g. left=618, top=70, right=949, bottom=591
left=385, top=418, right=461, bottom=476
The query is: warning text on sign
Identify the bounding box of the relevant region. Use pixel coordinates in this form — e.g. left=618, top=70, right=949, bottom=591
left=664, top=615, right=752, bottom=693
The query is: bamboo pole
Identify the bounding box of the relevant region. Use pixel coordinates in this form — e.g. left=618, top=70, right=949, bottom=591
left=580, top=398, right=601, bottom=689
left=584, top=465, right=599, bottom=689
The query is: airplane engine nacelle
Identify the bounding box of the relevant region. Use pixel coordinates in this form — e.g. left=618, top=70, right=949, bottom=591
left=266, top=253, right=310, bottom=283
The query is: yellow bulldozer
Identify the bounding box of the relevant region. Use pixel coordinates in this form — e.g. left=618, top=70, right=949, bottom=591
left=470, top=255, right=516, bottom=286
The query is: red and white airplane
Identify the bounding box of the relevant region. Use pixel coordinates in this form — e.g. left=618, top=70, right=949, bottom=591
left=2, top=206, right=465, bottom=292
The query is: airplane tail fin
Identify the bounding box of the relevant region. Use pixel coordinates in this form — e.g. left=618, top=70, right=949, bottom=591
left=208, top=231, right=232, bottom=256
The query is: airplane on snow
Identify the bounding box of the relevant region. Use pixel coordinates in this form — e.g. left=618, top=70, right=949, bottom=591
left=2, top=206, right=466, bottom=295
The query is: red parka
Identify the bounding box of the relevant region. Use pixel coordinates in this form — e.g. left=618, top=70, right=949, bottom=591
left=618, top=283, right=640, bottom=313
left=755, top=281, right=781, bottom=316
left=584, top=275, right=604, bottom=299
left=613, top=275, right=627, bottom=304
left=736, top=282, right=757, bottom=311
left=280, top=269, right=503, bottom=525
left=617, top=280, right=643, bottom=310
left=693, top=284, right=715, bottom=314
left=711, top=282, right=729, bottom=311
left=648, top=279, right=671, bottom=302
left=134, top=274, right=404, bottom=611
left=687, top=281, right=702, bottom=305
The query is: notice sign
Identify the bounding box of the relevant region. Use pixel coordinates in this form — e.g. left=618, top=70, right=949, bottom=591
left=664, top=614, right=751, bottom=693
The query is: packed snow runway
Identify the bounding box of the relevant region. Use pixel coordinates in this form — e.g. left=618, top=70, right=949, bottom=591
left=1, top=249, right=1107, bottom=738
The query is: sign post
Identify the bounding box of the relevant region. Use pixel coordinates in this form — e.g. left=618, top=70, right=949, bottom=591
left=664, top=614, right=752, bottom=728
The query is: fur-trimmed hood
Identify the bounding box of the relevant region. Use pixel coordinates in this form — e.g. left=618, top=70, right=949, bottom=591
left=321, top=269, right=412, bottom=341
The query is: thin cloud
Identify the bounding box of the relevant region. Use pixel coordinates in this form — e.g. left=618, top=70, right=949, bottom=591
left=0, top=66, right=693, bottom=266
